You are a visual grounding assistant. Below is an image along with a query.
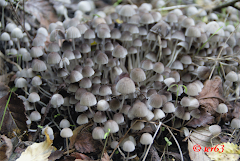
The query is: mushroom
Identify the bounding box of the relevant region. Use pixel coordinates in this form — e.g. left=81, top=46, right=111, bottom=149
left=60, top=128, right=73, bottom=155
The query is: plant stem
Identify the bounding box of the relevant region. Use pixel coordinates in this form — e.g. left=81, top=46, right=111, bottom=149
left=0, top=91, right=13, bottom=131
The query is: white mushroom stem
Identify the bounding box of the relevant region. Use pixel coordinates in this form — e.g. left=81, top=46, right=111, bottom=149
left=140, top=145, right=148, bottom=160
left=188, top=37, right=193, bottom=51
left=217, top=113, right=222, bottom=124
left=72, top=39, right=75, bottom=51
left=142, top=121, right=162, bottom=161
left=128, top=55, right=133, bottom=72
left=66, top=138, right=70, bottom=155
left=157, top=36, right=162, bottom=62
left=166, top=47, right=183, bottom=67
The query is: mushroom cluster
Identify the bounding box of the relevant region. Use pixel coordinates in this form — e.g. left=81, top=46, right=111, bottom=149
left=2, top=0, right=240, bottom=160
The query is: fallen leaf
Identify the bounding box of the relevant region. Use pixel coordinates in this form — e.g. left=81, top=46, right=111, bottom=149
left=0, top=92, right=27, bottom=137
left=16, top=129, right=55, bottom=161
left=59, top=156, right=76, bottom=161
left=188, top=139, right=210, bottom=161
left=231, top=102, right=240, bottom=119
left=206, top=142, right=240, bottom=161
left=24, top=0, right=58, bottom=28
left=74, top=131, right=102, bottom=153
left=0, top=135, right=13, bottom=161
left=149, top=145, right=160, bottom=161
left=101, top=152, right=110, bottom=161
left=0, top=83, right=9, bottom=99
left=189, top=126, right=220, bottom=148
left=48, top=150, right=63, bottom=161
left=187, top=108, right=214, bottom=128
left=196, top=76, right=225, bottom=115
left=71, top=152, right=92, bottom=160
left=69, top=125, right=86, bottom=149
left=0, top=72, right=15, bottom=87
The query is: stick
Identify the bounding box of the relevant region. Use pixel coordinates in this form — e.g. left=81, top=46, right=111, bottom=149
left=0, top=51, right=22, bottom=71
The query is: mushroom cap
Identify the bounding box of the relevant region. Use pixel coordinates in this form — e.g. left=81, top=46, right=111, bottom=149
left=123, top=140, right=135, bottom=152
left=97, top=99, right=109, bottom=111
left=80, top=92, right=97, bottom=106
left=30, top=111, right=41, bottom=121
left=185, top=83, right=199, bottom=96
left=94, top=111, right=107, bottom=123
left=162, top=102, right=175, bottom=113
left=60, top=127, right=73, bottom=138
left=113, top=113, right=124, bottom=124
left=28, top=92, right=40, bottom=103
left=226, top=71, right=238, bottom=82
left=148, top=94, right=163, bottom=108
left=32, top=59, right=47, bottom=72
left=77, top=114, right=88, bottom=125
left=119, top=5, right=136, bottom=17
left=15, top=78, right=27, bottom=88
left=130, top=68, right=146, bottom=82
left=92, top=127, right=105, bottom=140
left=128, top=101, right=148, bottom=118
left=216, top=103, right=228, bottom=114
left=66, top=26, right=81, bottom=39
left=231, top=118, right=240, bottom=129
left=104, top=120, right=119, bottom=133
left=209, top=125, right=221, bottom=136
left=59, top=119, right=70, bottom=128
left=51, top=94, right=64, bottom=107
left=112, top=45, right=127, bottom=58
left=116, top=77, right=136, bottom=94
left=153, top=109, right=165, bottom=120
left=140, top=133, right=153, bottom=145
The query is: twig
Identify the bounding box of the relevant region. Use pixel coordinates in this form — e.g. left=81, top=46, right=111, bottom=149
left=164, top=125, right=183, bottom=161
left=0, top=51, right=22, bottom=71
left=211, top=0, right=239, bottom=12
left=109, top=120, right=138, bottom=159
left=142, top=121, right=162, bottom=161
left=208, top=22, right=240, bottom=79
left=156, top=4, right=198, bottom=11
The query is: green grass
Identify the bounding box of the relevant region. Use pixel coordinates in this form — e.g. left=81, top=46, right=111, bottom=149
left=0, top=87, right=17, bottom=131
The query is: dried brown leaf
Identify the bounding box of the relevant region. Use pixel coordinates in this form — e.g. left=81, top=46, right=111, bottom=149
left=188, top=139, right=210, bottom=161
left=0, top=72, right=15, bottom=87
left=24, top=0, right=58, bottom=28
left=101, top=152, right=110, bottom=161
left=74, top=131, right=101, bottom=153
left=48, top=150, right=64, bottom=161
left=0, top=92, right=27, bottom=137
left=0, top=135, right=13, bottom=161
left=149, top=145, right=160, bottom=161
left=71, top=152, right=92, bottom=160
left=187, top=108, right=214, bottom=128
left=189, top=126, right=220, bottom=148
left=69, top=125, right=85, bottom=149
left=0, top=82, right=9, bottom=99
left=196, top=76, right=225, bottom=114
left=231, top=102, right=240, bottom=118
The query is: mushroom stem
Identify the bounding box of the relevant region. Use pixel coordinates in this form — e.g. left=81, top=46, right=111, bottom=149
left=188, top=37, right=193, bottom=51
left=72, top=39, right=75, bottom=50
left=66, top=138, right=69, bottom=155
left=140, top=145, right=147, bottom=160
left=1, top=6, right=5, bottom=30
left=217, top=113, right=222, bottom=125
left=126, top=152, right=129, bottom=161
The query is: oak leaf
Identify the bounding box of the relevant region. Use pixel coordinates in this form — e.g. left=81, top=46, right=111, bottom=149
left=0, top=92, right=27, bottom=137
left=16, top=128, right=55, bottom=161
left=0, top=135, right=13, bottom=161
